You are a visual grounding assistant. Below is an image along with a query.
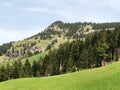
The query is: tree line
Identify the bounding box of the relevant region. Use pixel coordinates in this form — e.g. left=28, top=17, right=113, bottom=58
left=0, top=42, right=13, bottom=56
left=0, top=27, right=120, bottom=82
left=42, top=27, right=120, bottom=75
left=0, top=59, right=43, bottom=82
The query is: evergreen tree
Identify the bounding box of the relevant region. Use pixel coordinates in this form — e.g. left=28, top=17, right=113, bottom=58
left=32, top=60, right=41, bottom=77
left=11, top=61, right=20, bottom=79
left=0, top=65, right=6, bottom=81
left=23, top=59, right=32, bottom=77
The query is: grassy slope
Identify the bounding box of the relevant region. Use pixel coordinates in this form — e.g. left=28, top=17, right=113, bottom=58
left=0, top=36, right=72, bottom=66
left=0, top=61, right=120, bottom=90
left=21, top=51, right=46, bottom=64
left=0, top=52, right=46, bottom=67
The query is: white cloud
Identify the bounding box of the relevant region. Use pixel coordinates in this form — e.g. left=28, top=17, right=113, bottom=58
left=0, top=0, right=120, bottom=44
left=20, top=7, right=49, bottom=12
left=0, top=29, right=18, bottom=44
left=0, top=27, right=45, bottom=45
left=1, top=0, right=15, bottom=7
left=55, top=10, right=73, bottom=18
left=20, top=7, right=74, bottom=19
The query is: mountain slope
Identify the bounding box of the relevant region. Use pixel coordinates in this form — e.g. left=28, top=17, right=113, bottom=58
left=0, top=21, right=120, bottom=63
left=0, top=61, right=120, bottom=90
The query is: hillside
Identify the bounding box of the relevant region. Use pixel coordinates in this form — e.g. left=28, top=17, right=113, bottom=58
left=0, top=21, right=120, bottom=64
left=0, top=21, right=120, bottom=82
left=0, top=61, right=120, bottom=90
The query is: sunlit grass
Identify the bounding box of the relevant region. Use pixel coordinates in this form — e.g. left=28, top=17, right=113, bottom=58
left=0, top=61, right=120, bottom=90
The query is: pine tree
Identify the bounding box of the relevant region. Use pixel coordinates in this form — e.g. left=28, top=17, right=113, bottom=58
left=24, top=59, right=32, bottom=77
left=32, top=60, right=41, bottom=77
left=0, top=65, right=6, bottom=81
left=95, top=42, right=110, bottom=66
left=12, top=61, right=20, bottom=79
left=5, top=63, right=11, bottom=80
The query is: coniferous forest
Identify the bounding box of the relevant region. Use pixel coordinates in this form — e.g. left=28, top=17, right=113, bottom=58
left=0, top=27, right=120, bottom=82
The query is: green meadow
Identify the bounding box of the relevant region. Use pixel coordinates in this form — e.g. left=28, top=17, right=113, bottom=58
left=0, top=61, right=120, bottom=90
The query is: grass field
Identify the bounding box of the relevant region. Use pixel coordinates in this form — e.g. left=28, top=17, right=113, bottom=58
left=0, top=51, right=46, bottom=67
left=21, top=51, right=46, bottom=64
left=0, top=61, right=120, bottom=90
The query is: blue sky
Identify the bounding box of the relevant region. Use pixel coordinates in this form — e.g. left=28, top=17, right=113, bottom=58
left=0, top=0, right=120, bottom=45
